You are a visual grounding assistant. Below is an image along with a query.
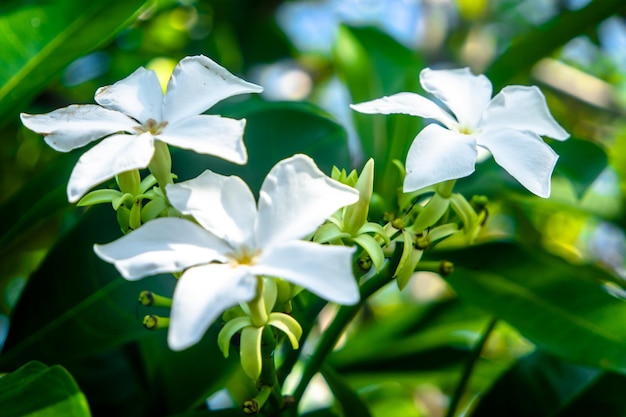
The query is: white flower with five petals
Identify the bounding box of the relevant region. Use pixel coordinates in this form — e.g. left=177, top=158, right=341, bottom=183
left=94, top=154, right=360, bottom=350
left=21, top=55, right=263, bottom=202
left=351, top=67, right=569, bottom=197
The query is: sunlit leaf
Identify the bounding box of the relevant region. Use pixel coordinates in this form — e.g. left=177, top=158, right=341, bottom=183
left=0, top=0, right=151, bottom=127
left=0, top=361, right=91, bottom=417
left=440, top=242, right=626, bottom=373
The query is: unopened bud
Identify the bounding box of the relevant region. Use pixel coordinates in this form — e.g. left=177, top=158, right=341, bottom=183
left=143, top=314, right=170, bottom=330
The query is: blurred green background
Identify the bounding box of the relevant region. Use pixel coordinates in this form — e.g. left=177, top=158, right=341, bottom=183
left=2, top=0, right=626, bottom=416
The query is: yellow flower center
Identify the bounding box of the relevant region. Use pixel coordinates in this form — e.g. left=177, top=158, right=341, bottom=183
left=229, top=246, right=261, bottom=268
left=134, top=118, right=168, bottom=135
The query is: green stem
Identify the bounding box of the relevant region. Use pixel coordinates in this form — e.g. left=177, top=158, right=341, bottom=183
left=290, top=247, right=402, bottom=404
left=444, top=317, right=499, bottom=417
left=436, top=180, right=456, bottom=198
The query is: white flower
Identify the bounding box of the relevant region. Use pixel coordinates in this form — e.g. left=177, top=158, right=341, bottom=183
left=351, top=67, right=569, bottom=197
left=21, top=55, right=263, bottom=202
left=94, top=154, right=360, bottom=350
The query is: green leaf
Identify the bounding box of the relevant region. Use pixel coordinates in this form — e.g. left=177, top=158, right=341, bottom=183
left=138, top=325, right=239, bottom=414
left=0, top=0, right=150, bottom=126
left=557, top=371, right=626, bottom=416
left=0, top=205, right=175, bottom=368
left=440, top=242, right=626, bottom=373
left=551, top=137, right=608, bottom=198
left=176, top=99, right=351, bottom=192
left=332, top=25, right=422, bottom=200
left=0, top=361, right=91, bottom=417
left=321, top=364, right=372, bottom=417
left=471, top=350, right=601, bottom=417
left=329, top=300, right=487, bottom=373
left=486, top=0, right=626, bottom=89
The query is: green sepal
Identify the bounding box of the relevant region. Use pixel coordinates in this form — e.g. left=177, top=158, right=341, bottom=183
left=217, top=316, right=251, bottom=358
left=129, top=200, right=142, bottom=230
left=314, top=222, right=350, bottom=244
left=76, top=189, right=122, bottom=207
left=112, top=192, right=135, bottom=211
left=353, top=233, right=385, bottom=272
left=412, top=193, right=451, bottom=231
left=240, top=326, right=264, bottom=380
left=268, top=312, right=303, bottom=349
left=141, top=198, right=169, bottom=223
left=139, top=174, right=158, bottom=194
left=357, top=221, right=390, bottom=246
left=450, top=193, right=478, bottom=234
left=394, top=229, right=424, bottom=290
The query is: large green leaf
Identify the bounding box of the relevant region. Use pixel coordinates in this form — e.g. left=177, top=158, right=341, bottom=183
left=0, top=0, right=150, bottom=126
left=471, top=350, right=601, bottom=417
left=329, top=300, right=487, bottom=373
left=0, top=205, right=175, bottom=369
left=440, top=242, right=626, bottom=373
left=0, top=361, right=91, bottom=417
left=332, top=25, right=422, bottom=201
left=321, top=364, right=372, bottom=417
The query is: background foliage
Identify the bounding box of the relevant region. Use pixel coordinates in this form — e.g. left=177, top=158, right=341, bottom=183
left=1, top=0, right=626, bottom=416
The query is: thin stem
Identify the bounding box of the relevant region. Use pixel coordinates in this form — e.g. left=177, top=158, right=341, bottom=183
left=290, top=247, right=402, bottom=404
left=444, top=317, right=499, bottom=417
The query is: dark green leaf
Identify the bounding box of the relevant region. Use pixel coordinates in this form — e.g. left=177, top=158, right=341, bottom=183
left=0, top=360, right=91, bottom=417
left=471, top=350, right=600, bottom=417
left=0, top=0, right=150, bottom=126
left=332, top=25, right=422, bottom=200
left=440, top=242, right=626, bottom=373
left=552, top=137, right=608, bottom=197
left=0, top=205, right=175, bottom=368
left=486, top=0, right=626, bottom=89
left=557, top=371, right=626, bottom=417
left=321, top=363, right=372, bottom=417
left=176, top=99, right=352, bottom=192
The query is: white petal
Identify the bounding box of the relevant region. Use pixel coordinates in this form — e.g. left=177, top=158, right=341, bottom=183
left=168, top=264, right=258, bottom=350
left=20, top=105, right=138, bottom=152
left=95, top=67, right=163, bottom=124
left=350, top=92, right=457, bottom=129
left=159, top=115, right=247, bottom=164
left=166, top=170, right=257, bottom=247
left=162, top=55, right=263, bottom=124
left=252, top=240, right=359, bottom=305
left=93, top=217, right=231, bottom=279
left=477, top=128, right=558, bottom=198
left=482, top=85, right=569, bottom=140
left=67, top=132, right=155, bottom=202
left=255, top=154, right=359, bottom=248
left=420, top=67, right=492, bottom=127
left=403, top=124, right=477, bottom=192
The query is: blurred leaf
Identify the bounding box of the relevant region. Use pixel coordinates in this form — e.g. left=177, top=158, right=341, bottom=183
left=329, top=300, right=486, bottom=373
left=137, top=324, right=239, bottom=414
left=177, top=99, right=352, bottom=192
left=333, top=25, right=422, bottom=200
left=0, top=361, right=91, bottom=417
left=321, top=364, right=372, bottom=417
left=557, top=371, right=626, bottom=416
left=0, top=153, right=77, bottom=268
left=486, top=0, right=626, bottom=89
left=0, top=205, right=175, bottom=369
left=471, top=350, right=600, bottom=417
left=552, top=137, right=608, bottom=197
left=0, top=0, right=150, bottom=127
left=439, top=242, right=626, bottom=373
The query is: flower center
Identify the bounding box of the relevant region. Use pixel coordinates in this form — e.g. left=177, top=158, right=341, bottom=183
left=458, top=125, right=474, bottom=135
left=229, top=246, right=261, bottom=268
left=134, top=118, right=168, bottom=135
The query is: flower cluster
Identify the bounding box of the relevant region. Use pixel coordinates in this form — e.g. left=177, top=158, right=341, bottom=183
left=21, top=55, right=568, bottom=410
